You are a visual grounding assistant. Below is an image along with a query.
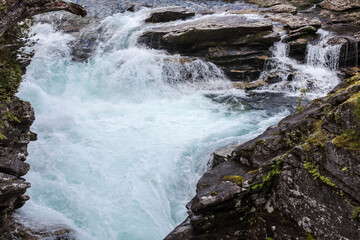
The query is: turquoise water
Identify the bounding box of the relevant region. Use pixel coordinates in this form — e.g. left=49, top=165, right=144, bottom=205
left=17, top=9, right=292, bottom=240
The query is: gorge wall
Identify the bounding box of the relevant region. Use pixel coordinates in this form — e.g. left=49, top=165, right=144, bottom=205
left=0, top=0, right=86, bottom=238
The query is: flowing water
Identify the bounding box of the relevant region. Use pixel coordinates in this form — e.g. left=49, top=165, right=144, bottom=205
left=256, top=29, right=341, bottom=99
left=15, top=3, right=345, bottom=240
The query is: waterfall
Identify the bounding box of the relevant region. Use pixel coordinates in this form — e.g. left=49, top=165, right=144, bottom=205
left=16, top=9, right=289, bottom=240
left=255, top=29, right=342, bottom=99
left=306, top=29, right=342, bottom=71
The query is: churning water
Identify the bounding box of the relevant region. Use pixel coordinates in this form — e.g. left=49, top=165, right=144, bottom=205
left=16, top=5, right=343, bottom=240
left=16, top=10, right=289, bottom=240
left=256, top=29, right=341, bottom=98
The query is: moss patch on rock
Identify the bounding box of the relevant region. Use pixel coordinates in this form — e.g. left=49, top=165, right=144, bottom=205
left=221, top=175, right=245, bottom=185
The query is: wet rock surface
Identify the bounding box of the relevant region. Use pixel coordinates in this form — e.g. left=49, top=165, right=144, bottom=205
left=140, top=14, right=280, bottom=81
left=166, top=73, right=360, bottom=239
left=3, top=218, right=76, bottom=240
left=145, top=7, right=195, bottom=23
left=0, top=98, right=34, bottom=232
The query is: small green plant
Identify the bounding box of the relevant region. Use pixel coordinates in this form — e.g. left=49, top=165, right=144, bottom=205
left=304, top=160, right=343, bottom=196
left=295, top=88, right=310, bottom=112
left=251, top=158, right=283, bottom=190
left=355, top=97, right=360, bottom=124
left=306, top=234, right=316, bottom=240
left=352, top=206, right=360, bottom=219
left=334, top=111, right=341, bottom=125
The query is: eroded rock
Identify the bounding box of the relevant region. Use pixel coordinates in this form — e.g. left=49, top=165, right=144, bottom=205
left=140, top=14, right=280, bottom=81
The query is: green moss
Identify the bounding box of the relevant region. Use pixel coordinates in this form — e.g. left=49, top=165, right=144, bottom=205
left=306, top=130, right=327, bottom=149
left=210, top=191, right=217, bottom=196
left=304, top=160, right=344, bottom=196
left=251, top=158, right=283, bottom=191
left=332, top=130, right=360, bottom=151
left=222, top=175, right=244, bottom=185
left=0, top=19, right=34, bottom=139
left=355, top=97, right=360, bottom=124
left=352, top=206, right=360, bottom=219
left=247, top=169, right=259, bottom=174
left=306, top=233, right=316, bottom=240
left=334, top=110, right=341, bottom=125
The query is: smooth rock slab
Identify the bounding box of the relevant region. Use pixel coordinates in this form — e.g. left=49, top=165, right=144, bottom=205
left=145, top=7, right=195, bottom=23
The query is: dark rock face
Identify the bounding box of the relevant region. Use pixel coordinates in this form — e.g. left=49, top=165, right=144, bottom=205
left=145, top=7, right=195, bottom=23
left=318, top=0, right=360, bottom=25
left=3, top=219, right=77, bottom=240
left=166, top=74, right=360, bottom=239
left=0, top=98, right=35, bottom=230
left=139, top=14, right=280, bottom=81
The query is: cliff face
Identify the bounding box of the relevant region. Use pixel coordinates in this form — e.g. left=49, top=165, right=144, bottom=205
left=166, top=73, right=360, bottom=239
left=0, top=1, right=86, bottom=238
left=0, top=98, right=35, bottom=231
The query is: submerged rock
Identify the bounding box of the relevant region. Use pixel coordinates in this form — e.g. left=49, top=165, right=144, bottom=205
left=166, top=73, right=360, bottom=239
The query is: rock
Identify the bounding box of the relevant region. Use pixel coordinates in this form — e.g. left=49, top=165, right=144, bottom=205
left=318, top=8, right=360, bottom=25
left=0, top=98, right=35, bottom=229
left=126, top=3, right=150, bottom=12
left=233, top=79, right=268, bottom=90
left=246, top=0, right=286, bottom=8
left=139, top=14, right=280, bottom=81
left=319, top=0, right=360, bottom=12
left=166, top=74, right=360, bottom=239
left=269, top=13, right=321, bottom=61
left=212, top=145, right=235, bottom=167
left=144, top=7, right=195, bottom=23
left=2, top=219, right=77, bottom=240
left=271, top=4, right=298, bottom=14
left=269, top=13, right=321, bottom=30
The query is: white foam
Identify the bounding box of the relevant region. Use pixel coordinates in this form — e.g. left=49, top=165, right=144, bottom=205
left=17, top=12, right=288, bottom=240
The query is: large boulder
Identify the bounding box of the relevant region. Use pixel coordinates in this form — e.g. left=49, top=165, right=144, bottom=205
left=144, top=7, right=195, bottom=23
left=139, top=14, right=280, bottom=81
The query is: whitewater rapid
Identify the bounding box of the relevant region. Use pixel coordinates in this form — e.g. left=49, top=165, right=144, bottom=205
left=16, top=11, right=290, bottom=240
left=15, top=7, right=343, bottom=240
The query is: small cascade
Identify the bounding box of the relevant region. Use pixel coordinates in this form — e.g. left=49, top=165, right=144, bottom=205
left=254, top=29, right=342, bottom=99
left=306, top=30, right=342, bottom=71
left=339, top=38, right=359, bottom=68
